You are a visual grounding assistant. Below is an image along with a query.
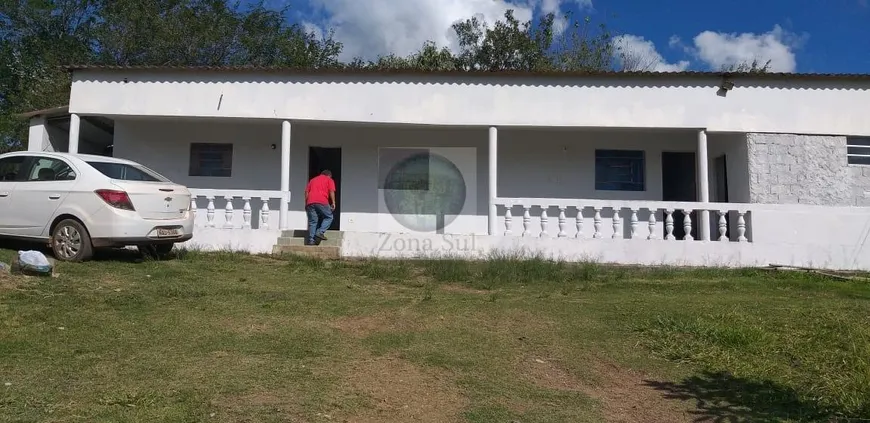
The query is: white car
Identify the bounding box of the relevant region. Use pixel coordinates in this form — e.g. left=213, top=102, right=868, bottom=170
left=0, top=152, right=194, bottom=262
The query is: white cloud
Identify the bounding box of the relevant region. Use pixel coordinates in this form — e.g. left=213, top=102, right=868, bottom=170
left=307, top=0, right=592, bottom=61
left=613, top=34, right=689, bottom=72
left=690, top=25, right=807, bottom=72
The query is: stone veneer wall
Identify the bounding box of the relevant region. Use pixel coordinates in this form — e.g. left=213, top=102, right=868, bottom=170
left=746, top=133, right=869, bottom=206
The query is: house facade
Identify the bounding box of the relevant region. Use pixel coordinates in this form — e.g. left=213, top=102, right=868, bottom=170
left=21, top=66, right=870, bottom=270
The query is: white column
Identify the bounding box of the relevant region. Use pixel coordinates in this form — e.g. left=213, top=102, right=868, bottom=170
left=697, top=129, right=710, bottom=241
left=488, top=126, right=498, bottom=235
left=27, top=117, right=48, bottom=151
left=279, top=121, right=291, bottom=230
left=68, top=113, right=81, bottom=154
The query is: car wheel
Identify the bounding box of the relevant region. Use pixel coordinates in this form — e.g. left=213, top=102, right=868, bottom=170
left=139, top=243, right=174, bottom=260
left=51, top=219, right=94, bottom=262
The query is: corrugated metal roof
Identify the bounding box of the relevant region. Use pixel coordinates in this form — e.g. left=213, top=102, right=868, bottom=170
left=63, top=64, right=870, bottom=81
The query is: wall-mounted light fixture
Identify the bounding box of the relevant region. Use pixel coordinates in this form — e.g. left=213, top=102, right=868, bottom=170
left=720, top=78, right=735, bottom=91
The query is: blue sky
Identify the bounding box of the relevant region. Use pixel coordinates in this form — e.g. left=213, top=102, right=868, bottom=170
left=254, top=0, right=870, bottom=73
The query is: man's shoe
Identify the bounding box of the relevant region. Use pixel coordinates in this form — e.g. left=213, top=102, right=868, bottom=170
left=315, top=233, right=328, bottom=241
left=304, top=239, right=316, bottom=246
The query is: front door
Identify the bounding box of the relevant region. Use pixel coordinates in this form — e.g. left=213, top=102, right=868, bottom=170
left=662, top=152, right=698, bottom=240
left=308, top=147, right=342, bottom=231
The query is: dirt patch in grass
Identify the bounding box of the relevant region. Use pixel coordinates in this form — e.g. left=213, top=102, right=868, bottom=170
left=522, top=355, right=694, bottom=423
left=330, top=310, right=433, bottom=338
left=0, top=273, right=19, bottom=291
left=339, top=355, right=467, bottom=423
left=440, top=284, right=488, bottom=295
left=213, top=390, right=306, bottom=422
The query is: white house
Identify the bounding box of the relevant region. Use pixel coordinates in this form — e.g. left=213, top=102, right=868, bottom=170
left=20, top=65, right=870, bottom=270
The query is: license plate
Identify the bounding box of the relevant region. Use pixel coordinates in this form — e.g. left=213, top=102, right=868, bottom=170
left=156, top=228, right=179, bottom=238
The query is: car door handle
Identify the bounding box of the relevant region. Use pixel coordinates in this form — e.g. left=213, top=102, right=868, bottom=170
left=0, top=192, right=8, bottom=197
left=49, top=194, right=61, bottom=200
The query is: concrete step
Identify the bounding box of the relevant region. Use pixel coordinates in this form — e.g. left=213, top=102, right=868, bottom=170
left=275, top=236, right=341, bottom=247
left=272, top=245, right=341, bottom=259
left=280, top=229, right=344, bottom=240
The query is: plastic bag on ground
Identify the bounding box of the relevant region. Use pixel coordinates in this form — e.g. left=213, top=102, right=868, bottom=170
left=15, top=250, right=53, bottom=276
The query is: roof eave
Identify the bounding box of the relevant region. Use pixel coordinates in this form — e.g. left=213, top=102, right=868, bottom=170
left=16, top=105, right=70, bottom=120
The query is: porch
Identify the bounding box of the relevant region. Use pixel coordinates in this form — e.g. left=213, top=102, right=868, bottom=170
left=96, top=118, right=748, bottom=239
left=31, top=114, right=870, bottom=269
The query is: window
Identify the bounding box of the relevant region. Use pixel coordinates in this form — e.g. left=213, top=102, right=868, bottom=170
left=87, top=162, right=169, bottom=182
left=595, top=149, right=645, bottom=191
left=189, top=143, right=233, bottom=177
left=0, top=156, right=25, bottom=181
left=24, top=157, right=76, bottom=182
left=847, top=137, right=870, bottom=165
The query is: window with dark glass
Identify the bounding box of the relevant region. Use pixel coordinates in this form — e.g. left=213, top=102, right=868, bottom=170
left=594, top=149, right=645, bottom=191
left=189, top=143, right=233, bottom=177
left=23, top=157, right=76, bottom=181
left=0, top=156, right=25, bottom=181
left=847, top=137, right=870, bottom=165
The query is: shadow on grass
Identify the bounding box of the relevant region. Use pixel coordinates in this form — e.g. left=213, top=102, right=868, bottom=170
left=644, top=370, right=867, bottom=423
left=0, top=239, right=180, bottom=264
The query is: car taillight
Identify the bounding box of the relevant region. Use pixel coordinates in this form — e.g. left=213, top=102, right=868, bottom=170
left=95, top=189, right=135, bottom=211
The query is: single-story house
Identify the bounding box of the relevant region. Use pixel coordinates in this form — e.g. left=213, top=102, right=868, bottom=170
left=19, top=65, right=870, bottom=270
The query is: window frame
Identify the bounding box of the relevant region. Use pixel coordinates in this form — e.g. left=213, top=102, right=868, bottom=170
left=594, top=149, right=646, bottom=192
left=19, top=156, right=77, bottom=183
left=189, top=143, right=233, bottom=177
left=847, top=137, right=870, bottom=166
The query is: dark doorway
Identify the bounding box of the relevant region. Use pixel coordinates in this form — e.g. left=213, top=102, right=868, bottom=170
left=308, top=147, right=342, bottom=231
left=662, top=152, right=698, bottom=240
left=714, top=155, right=730, bottom=239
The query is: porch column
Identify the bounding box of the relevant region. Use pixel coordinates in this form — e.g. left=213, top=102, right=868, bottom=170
left=27, top=116, right=48, bottom=152
left=68, top=113, right=81, bottom=154
left=697, top=129, right=711, bottom=241
left=488, top=126, right=498, bottom=235
left=279, top=120, right=291, bottom=230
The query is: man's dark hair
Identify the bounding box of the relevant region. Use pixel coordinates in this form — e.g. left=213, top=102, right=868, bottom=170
left=321, top=169, right=332, bottom=177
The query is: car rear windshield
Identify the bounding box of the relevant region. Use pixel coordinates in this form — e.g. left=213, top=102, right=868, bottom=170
left=86, top=162, right=170, bottom=182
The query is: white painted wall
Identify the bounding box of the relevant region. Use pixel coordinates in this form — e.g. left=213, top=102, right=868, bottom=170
left=341, top=226, right=870, bottom=271
left=343, top=202, right=870, bottom=270
left=27, top=117, right=51, bottom=152
left=70, top=71, right=870, bottom=136
left=498, top=128, right=698, bottom=201
left=112, top=119, right=751, bottom=234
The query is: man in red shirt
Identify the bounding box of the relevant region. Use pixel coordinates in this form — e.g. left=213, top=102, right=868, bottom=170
left=304, top=169, right=337, bottom=245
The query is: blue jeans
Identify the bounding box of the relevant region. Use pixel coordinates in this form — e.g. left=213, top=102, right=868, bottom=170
left=306, top=203, right=333, bottom=243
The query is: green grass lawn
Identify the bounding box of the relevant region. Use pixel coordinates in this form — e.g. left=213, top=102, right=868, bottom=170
left=1, top=247, right=869, bottom=423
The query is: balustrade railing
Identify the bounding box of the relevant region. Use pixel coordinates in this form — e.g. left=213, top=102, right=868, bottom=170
left=189, top=189, right=283, bottom=230
left=495, top=198, right=751, bottom=242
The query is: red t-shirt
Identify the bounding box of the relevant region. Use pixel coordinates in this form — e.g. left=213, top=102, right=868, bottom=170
left=305, top=175, right=335, bottom=206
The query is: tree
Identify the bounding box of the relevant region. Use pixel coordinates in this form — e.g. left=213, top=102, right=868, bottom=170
left=364, top=9, right=615, bottom=73
left=0, top=0, right=98, bottom=150
left=721, top=58, right=772, bottom=74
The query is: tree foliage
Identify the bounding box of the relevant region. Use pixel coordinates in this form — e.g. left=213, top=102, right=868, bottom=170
left=721, top=58, right=773, bottom=74
left=360, top=10, right=616, bottom=73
